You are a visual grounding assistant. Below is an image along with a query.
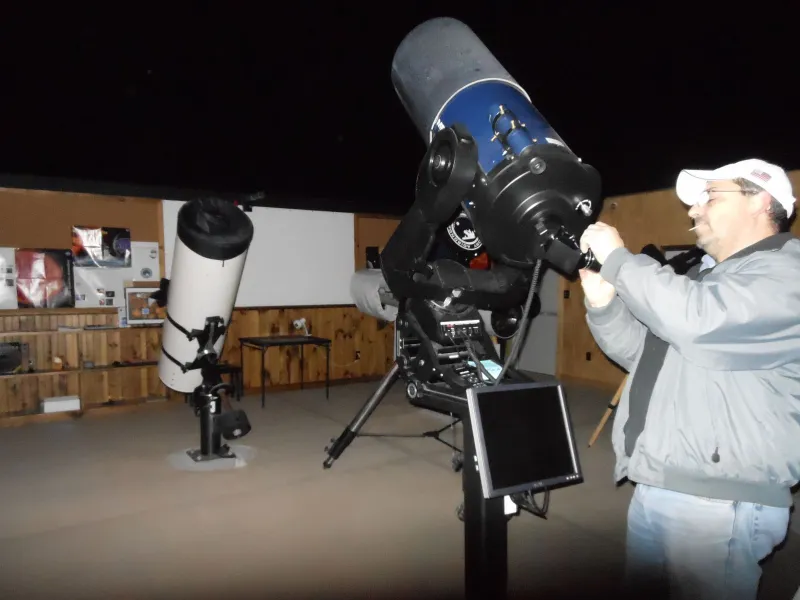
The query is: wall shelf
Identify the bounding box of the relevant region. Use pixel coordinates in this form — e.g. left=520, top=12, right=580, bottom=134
left=0, top=307, right=178, bottom=419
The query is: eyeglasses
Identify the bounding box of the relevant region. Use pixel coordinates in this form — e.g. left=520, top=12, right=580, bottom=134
left=698, top=188, right=755, bottom=202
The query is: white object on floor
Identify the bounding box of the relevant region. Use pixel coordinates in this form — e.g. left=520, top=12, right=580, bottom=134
left=167, top=444, right=256, bottom=472
left=41, top=395, right=81, bottom=414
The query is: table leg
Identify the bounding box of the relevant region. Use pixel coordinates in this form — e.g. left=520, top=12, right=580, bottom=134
left=261, top=348, right=267, bottom=409
left=300, top=345, right=305, bottom=390
left=326, top=344, right=330, bottom=400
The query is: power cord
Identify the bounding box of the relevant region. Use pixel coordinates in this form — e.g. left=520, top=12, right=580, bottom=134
left=511, top=488, right=550, bottom=519
left=490, top=259, right=543, bottom=386
left=464, top=338, right=497, bottom=383
left=455, top=489, right=549, bottom=523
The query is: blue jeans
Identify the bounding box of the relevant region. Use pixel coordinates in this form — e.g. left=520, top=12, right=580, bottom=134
left=624, top=483, right=790, bottom=599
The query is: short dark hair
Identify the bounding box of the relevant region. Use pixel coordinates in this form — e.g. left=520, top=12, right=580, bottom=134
left=733, top=177, right=789, bottom=232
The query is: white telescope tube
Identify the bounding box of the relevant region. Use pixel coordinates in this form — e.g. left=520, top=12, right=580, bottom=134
left=158, top=198, right=254, bottom=394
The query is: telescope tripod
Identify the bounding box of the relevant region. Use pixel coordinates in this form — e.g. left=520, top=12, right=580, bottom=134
left=323, top=363, right=513, bottom=600
left=323, top=363, right=463, bottom=471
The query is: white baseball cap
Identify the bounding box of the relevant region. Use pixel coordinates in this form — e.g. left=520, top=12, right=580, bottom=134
left=676, top=158, right=796, bottom=218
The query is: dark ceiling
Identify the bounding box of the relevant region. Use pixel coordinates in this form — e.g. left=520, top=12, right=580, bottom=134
left=0, top=3, right=796, bottom=215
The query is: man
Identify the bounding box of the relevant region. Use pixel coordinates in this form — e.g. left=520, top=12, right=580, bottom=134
left=578, top=158, right=800, bottom=599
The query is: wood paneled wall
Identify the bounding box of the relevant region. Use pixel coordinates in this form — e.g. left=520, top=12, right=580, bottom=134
left=0, top=199, right=407, bottom=424
left=0, top=326, right=162, bottom=371
left=556, top=170, right=800, bottom=388
left=0, top=186, right=167, bottom=283
left=0, top=365, right=167, bottom=416
left=0, top=187, right=168, bottom=422
left=0, top=308, right=117, bottom=332
left=0, top=303, right=396, bottom=418
left=0, top=187, right=163, bottom=249
left=0, top=307, right=173, bottom=419
left=221, top=305, right=395, bottom=390
left=354, top=214, right=401, bottom=270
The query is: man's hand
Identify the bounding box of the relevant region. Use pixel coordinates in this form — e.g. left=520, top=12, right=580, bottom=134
left=580, top=222, right=625, bottom=265
left=579, top=269, right=616, bottom=308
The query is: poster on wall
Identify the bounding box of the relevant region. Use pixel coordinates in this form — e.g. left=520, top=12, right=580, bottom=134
left=124, top=286, right=166, bottom=325
left=71, top=225, right=132, bottom=268
left=15, top=249, right=76, bottom=309
left=73, top=267, right=127, bottom=308
left=72, top=241, right=162, bottom=327
left=0, top=247, right=18, bottom=309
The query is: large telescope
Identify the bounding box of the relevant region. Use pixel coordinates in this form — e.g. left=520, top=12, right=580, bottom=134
left=391, top=17, right=601, bottom=275
left=328, top=17, right=601, bottom=600
left=158, top=197, right=255, bottom=464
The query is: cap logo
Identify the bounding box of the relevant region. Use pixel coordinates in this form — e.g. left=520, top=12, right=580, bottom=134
left=751, top=169, right=772, bottom=182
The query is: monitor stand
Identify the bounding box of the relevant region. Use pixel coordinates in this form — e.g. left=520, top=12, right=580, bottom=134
left=323, top=370, right=538, bottom=600
left=462, top=409, right=509, bottom=598
left=407, top=386, right=512, bottom=600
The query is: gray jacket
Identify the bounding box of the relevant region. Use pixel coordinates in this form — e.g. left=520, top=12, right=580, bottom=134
left=586, top=233, right=800, bottom=508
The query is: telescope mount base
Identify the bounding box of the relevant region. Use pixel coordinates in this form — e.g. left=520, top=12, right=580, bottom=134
left=186, top=444, right=236, bottom=463
left=186, top=381, right=241, bottom=463
left=323, top=370, right=512, bottom=600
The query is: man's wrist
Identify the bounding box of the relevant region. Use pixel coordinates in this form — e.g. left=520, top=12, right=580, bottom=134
left=585, top=295, right=622, bottom=325
left=599, top=247, right=632, bottom=284
left=587, top=298, right=613, bottom=309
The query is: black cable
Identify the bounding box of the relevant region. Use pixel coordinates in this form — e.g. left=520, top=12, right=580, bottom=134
left=491, top=259, right=543, bottom=385
left=512, top=488, right=551, bottom=518
left=465, top=338, right=496, bottom=383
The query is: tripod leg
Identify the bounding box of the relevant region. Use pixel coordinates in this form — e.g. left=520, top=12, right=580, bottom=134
left=588, top=375, right=626, bottom=447
left=323, top=362, right=401, bottom=468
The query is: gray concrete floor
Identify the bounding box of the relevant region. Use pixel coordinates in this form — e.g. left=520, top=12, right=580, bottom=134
left=0, top=379, right=797, bottom=600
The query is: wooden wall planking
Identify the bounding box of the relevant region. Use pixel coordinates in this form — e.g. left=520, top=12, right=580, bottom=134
left=0, top=326, right=162, bottom=371
left=0, top=307, right=118, bottom=332
left=0, top=185, right=170, bottom=419
left=0, top=304, right=175, bottom=418
left=0, top=198, right=408, bottom=423
left=0, top=303, right=395, bottom=418
left=0, top=187, right=162, bottom=249
left=221, top=305, right=395, bottom=390
left=0, top=365, right=169, bottom=417
left=556, top=170, right=800, bottom=389
left=353, top=214, right=401, bottom=270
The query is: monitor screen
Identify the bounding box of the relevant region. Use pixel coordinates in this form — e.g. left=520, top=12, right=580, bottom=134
left=466, top=381, right=582, bottom=498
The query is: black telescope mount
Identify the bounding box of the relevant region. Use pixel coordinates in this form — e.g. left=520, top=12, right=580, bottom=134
left=162, top=314, right=252, bottom=463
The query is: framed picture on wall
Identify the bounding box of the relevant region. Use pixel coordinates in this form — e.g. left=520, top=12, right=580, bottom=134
left=124, top=286, right=166, bottom=326
left=15, top=248, right=76, bottom=309
left=72, top=226, right=132, bottom=268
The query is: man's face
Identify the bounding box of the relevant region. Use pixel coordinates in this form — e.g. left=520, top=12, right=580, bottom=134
left=687, top=179, right=755, bottom=259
